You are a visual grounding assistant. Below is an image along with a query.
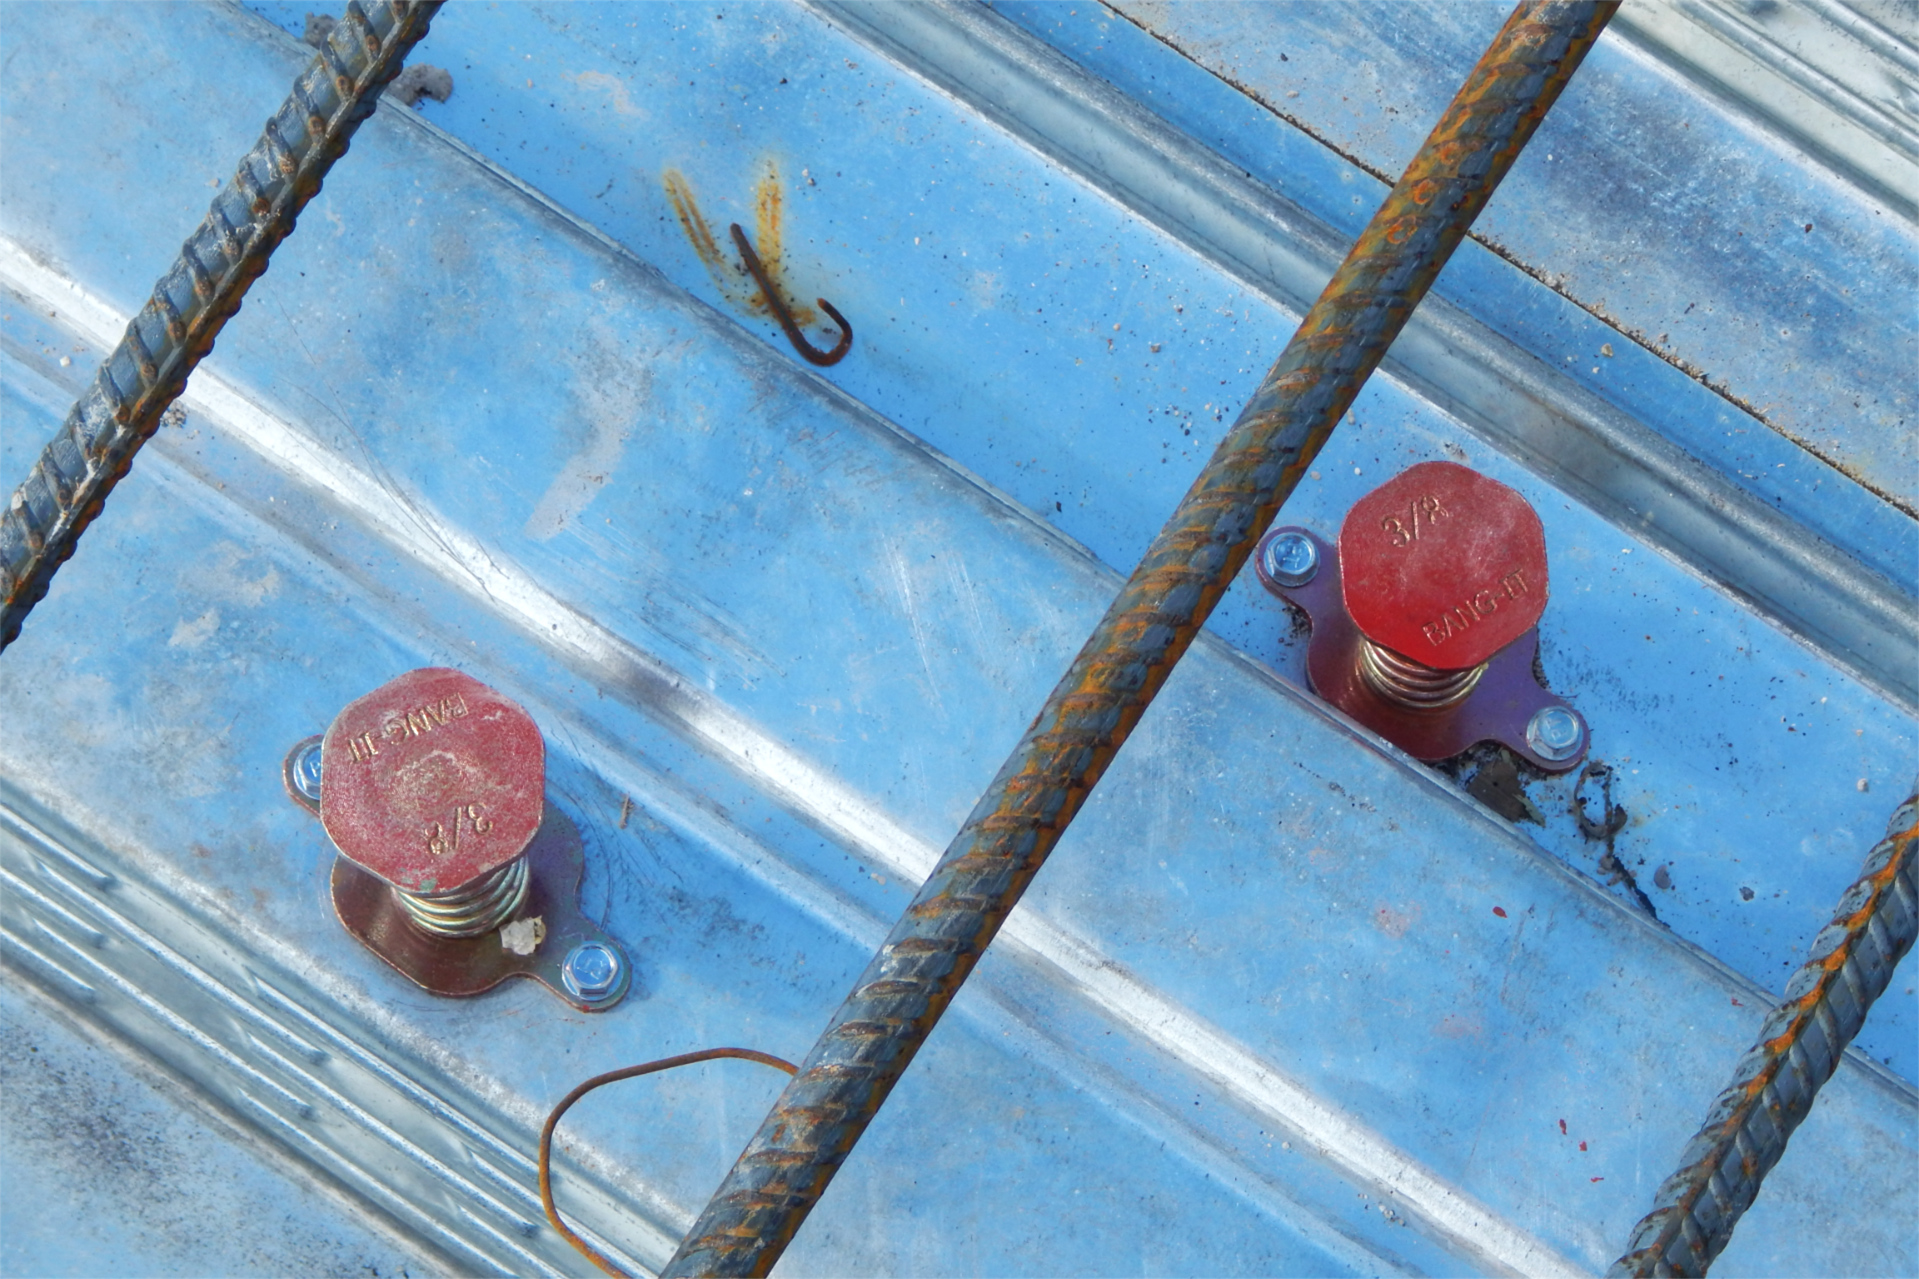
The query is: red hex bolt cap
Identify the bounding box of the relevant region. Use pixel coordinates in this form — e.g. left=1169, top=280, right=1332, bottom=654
left=1338, top=461, right=1548, bottom=670
left=319, top=668, right=545, bottom=895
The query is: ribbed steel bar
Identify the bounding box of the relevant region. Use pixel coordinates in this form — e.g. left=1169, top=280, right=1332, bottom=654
left=0, top=0, right=444, bottom=650
left=663, top=4, right=1619, bottom=1274
left=1610, top=787, right=1919, bottom=1278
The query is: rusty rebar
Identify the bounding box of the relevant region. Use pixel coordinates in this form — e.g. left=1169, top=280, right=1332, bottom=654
left=1610, top=787, right=1918, bottom=1277
left=0, top=0, right=444, bottom=650
left=661, top=4, right=1620, bottom=1274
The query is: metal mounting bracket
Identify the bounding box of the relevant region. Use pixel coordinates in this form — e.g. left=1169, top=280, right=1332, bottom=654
left=283, top=735, right=630, bottom=1011
left=1256, top=527, right=1590, bottom=773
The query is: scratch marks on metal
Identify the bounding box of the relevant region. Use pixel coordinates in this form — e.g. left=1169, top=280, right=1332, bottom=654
left=166, top=609, right=221, bottom=651
left=885, top=538, right=949, bottom=723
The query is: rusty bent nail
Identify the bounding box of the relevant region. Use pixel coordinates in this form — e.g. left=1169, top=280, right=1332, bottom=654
left=728, top=223, right=852, bottom=367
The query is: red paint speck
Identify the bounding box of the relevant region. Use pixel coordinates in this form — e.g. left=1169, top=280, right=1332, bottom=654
left=1558, top=1119, right=1567, bottom=1135
left=1591, top=1176, right=1604, bottom=1183
left=1493, top=906, right=1508, bottom=918
left=1731, top=997, right=1743, bottom=1007
left=1579, top=1141, right=1588, bottom=1151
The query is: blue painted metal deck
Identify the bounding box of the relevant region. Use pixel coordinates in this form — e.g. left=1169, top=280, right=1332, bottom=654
left=1, top=3, right=1913, bottom=1275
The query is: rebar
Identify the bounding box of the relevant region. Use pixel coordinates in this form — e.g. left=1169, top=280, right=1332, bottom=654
left=0, top=0, right=444, bottom=650
left=661, top=4, right=1619, bottom=1274
left=1609, top=787, right=1918, bottom=1278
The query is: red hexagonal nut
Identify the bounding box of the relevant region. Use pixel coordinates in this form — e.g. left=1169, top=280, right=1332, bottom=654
left=319, top=668, right=545, bottom=895
left=1338, top=461, right=1548, bottom=670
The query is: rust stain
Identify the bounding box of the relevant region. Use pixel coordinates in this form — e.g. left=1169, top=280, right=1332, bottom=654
left=665, top=6, right=1618, bottom=1266
left=663, top=160, right=814, bottom=326
left=662, top=168, right=734, bottom=304
left=755, top=166, right=785, bottom=308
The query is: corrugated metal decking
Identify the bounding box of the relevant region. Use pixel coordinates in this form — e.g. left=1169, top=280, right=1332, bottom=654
left=0, top=2, right=1912, bottom=1275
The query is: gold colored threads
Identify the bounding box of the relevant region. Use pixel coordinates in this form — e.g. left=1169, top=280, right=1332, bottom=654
left=1356, top=639, right=1486, bottom=710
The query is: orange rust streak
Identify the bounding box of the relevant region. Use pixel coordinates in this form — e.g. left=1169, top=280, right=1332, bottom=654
left=663, top=168, right=751, bottom=312
left=751, top=161, right=815, bottom=326
left=755, top=162, right=784, bottom=283
left=667, top=159, right=821, bottom=330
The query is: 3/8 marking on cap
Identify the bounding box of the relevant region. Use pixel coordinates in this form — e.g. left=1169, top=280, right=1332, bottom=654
left=1339, top=460, right=1549, bottom=668
left=425, top=802, right=493, bottom=859
left=1381, top=494, right=1449, bottom=547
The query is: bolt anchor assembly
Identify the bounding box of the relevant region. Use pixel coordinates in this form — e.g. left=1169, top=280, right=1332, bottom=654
left=283, top=667, right=630, bottom=1011
left=1256, top=460, right=1589, bottom=772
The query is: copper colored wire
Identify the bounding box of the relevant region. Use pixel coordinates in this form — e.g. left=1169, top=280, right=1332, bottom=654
left=539, top=1048, right=799, bottom=1279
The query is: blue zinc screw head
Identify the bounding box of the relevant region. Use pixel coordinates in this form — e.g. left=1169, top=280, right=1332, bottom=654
left=1262, top=531, right=1320, bottom=588
left=1526, top=705, right=1584, bottom=761
left=562, top=941, right=624, bottom=1002
left=290, top=738, right=324, bottom=803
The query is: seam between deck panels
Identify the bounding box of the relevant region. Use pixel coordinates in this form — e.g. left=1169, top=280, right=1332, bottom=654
left=803, top=0, right=1918, bottom=713
left=1094, top=0, right=1919, bottom=524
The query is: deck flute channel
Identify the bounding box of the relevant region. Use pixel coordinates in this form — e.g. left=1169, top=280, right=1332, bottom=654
left=663, top=3, right=1621, bottom=1274
left=1611, top=786, right=1919, bottom=1278
left=0, top=0, right=444, bottom=650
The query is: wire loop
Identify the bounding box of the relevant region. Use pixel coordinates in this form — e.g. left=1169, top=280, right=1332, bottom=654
left=539, top=1048, right=799, bottom=1278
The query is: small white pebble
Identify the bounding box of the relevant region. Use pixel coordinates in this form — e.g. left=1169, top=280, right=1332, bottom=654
left=58, top=356, right=70, bottom=367
left=1858, top=778, right=1869, bottom=792
left=1353, top=466, right=1362, bottom=475
left=1601, top=343, right=1614, bottom=357
left=1310, top=470, right=1321, bottom=481
left=499, top=916, right=546, bottom=956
